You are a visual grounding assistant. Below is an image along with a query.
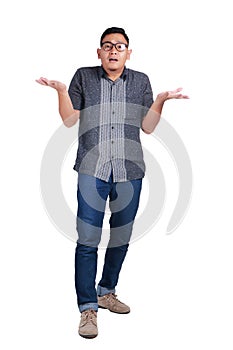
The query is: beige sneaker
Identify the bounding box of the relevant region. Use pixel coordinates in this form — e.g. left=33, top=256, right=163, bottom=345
left=98, top=293, right=130, bottom=314
left=78, top=309, right=98, bottom=339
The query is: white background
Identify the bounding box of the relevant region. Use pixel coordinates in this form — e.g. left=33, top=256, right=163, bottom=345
left=1, top=0, right=233, bottom=348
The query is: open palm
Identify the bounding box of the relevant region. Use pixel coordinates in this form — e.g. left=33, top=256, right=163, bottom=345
left=36, top=77, right=67, bottom=93
left=158, top=87, right=189, bottom=101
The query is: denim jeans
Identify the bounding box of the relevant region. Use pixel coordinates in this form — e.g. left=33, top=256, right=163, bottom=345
left=75, top=173, right=142, bottom=312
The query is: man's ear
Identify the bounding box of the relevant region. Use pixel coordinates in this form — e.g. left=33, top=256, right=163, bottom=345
left=97, top=48, right=101, bottom=59
left=127, top=49, right=132, bottom=60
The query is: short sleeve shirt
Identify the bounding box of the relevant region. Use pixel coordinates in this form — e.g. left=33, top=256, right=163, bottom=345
left=68, top=66, right=153, bottom=182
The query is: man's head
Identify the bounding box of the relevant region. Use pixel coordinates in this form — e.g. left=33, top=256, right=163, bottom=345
left=97, top=27, right=132, bottom=77
left=100, top=27, right=129, bottom=47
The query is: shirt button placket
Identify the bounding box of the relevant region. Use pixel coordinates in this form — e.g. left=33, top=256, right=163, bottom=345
left=110, top=83, right=116, bottom=161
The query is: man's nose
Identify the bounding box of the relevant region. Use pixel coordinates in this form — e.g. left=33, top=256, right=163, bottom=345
left=110, top=46, right=117, bottom=53
left=109, top=51, right=117, bottom=57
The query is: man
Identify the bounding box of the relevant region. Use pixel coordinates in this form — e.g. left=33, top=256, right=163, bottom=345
left=36, top=27, right=188, bottom=339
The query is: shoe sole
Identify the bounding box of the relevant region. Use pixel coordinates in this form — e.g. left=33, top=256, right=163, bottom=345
left=79, top=332, right=98, bottom=339
left=98, top=305, right=130, bottom=314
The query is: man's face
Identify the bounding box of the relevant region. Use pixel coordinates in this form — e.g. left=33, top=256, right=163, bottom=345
left=97, top=33, right=132, bottom=73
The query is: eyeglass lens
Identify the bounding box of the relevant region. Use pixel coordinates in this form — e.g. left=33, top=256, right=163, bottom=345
left=102, top=42, right=128, bottom=52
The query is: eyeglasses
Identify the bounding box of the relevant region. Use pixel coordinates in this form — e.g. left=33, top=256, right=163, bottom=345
left=101, top=41, right=129, bottom=52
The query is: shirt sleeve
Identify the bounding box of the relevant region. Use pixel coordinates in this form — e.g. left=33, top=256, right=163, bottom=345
left=68, top=69, right=84, bottom=110
left=143, top=75, right=154, bottom=109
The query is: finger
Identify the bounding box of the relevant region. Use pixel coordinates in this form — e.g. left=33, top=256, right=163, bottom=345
left=36, top=77, right=49, bottom=85
left=41, top=77, right=49, bottom=84
left=169, top=87, right=183, bottom=95
left=176, top=94, right=189, bottom=99
left=35, top=78, right=47, bottom=85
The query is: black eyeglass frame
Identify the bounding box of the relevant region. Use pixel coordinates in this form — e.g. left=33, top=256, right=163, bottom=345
left=101, top=41, right=129, bottom=52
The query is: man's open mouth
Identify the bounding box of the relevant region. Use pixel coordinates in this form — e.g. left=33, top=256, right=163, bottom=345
left=109, top=58, right=118, bottom=62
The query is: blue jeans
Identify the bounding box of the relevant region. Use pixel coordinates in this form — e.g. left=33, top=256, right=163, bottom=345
left=75, top=173, right=142, bottom=312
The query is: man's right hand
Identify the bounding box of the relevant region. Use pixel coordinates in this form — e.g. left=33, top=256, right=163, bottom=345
left=36, top=77, right=67, bottom=94
left=36, top=77, right=79, bottom=127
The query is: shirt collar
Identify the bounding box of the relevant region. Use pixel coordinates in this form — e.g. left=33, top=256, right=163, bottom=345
left=98, top=66, right=128, bottom=81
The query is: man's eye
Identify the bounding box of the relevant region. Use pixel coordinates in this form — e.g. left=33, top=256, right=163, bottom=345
left=116, top=44, right=126, bottom=51
left=103, top=44, right=112, bottom=50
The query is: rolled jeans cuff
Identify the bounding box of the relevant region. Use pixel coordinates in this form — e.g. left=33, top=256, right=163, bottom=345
left=97, top=284, right=115, bottom=297
left=79, top=302, right=98, bottom=313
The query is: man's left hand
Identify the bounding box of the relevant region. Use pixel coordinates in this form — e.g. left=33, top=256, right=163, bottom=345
left=157, top=87, right=189, bottom=102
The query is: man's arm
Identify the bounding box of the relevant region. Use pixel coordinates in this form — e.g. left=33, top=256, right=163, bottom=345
left=142, top=88, right=189, bottom=134
left=36, top=77, right=80, bottom=127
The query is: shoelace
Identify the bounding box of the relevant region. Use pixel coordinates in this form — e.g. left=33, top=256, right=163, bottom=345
left=105, top=293, right=122, bottom=305
left=82, top=310, right=97, bottom=325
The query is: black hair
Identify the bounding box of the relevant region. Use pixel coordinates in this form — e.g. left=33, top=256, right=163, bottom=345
left=100, top=27, right=129, bottom=46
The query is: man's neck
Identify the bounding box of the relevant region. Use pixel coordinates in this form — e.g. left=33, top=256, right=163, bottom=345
left=105, top=68, right=125, bottom=81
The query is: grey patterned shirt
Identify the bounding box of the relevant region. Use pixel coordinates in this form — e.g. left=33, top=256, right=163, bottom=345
left=68, top=66, right=153, bottom=182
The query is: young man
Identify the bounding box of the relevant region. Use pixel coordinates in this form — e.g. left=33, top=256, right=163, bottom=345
left=36, top=27, right=188, bottom=339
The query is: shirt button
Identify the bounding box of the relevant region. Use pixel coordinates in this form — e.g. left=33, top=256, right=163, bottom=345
left=111, top=141, right=114, bottom=144
left=111, top=126, right=114, bottom=129
left=112, top=111, right=115, bottom=114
